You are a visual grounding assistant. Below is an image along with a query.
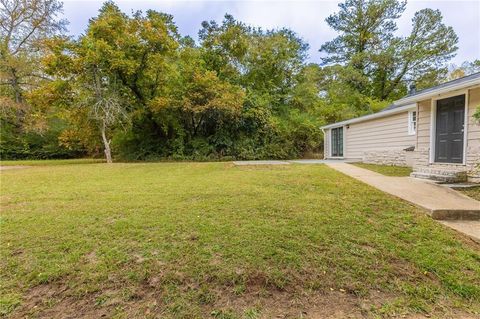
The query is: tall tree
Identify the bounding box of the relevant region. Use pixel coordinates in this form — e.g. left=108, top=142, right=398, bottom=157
left=199, top=15, right=309, bottom=112
left=41, top=1, right=179, bottom=162
left=0, top=0, right=66, bottom=104
left=0, top=0, right=69, bottom=159
left=151, top=45, right=245, bottom=141
left=377, top=8, right=458, bottom=99
left=446, top=60, right=480, bottom=81
left=199, top=14, right=250, bottom=84
left=243, top=28, right=308, bottom=110
left=320, top=0, right=458, bottom=100
left=320, top=0, right=405, bottom=73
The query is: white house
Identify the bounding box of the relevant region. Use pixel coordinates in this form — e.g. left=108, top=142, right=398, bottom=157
left=321, top=72, right=480, bottom=182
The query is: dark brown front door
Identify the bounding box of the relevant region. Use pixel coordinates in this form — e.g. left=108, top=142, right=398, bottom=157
left=435, top=95, right=465, bottom=163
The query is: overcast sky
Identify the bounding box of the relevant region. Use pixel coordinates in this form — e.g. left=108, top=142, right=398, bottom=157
left=61, top=0, right=480, bottom=66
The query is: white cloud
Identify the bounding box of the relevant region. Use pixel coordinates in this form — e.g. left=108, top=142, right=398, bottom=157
left=62, top=0, right=480, bottom=65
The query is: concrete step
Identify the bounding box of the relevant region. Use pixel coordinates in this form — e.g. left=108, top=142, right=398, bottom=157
left=414, top=167, right=467, bottom=175
left=431, top=209, right=480, bottom=220
left=411, top=168, right=467, bottom=183
left=410, top=172, right=467, bottom=183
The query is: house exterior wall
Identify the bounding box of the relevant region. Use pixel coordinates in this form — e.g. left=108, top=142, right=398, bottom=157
left=413, top=99, right=432, bottom=168
left=323, top=87, right=479, bottom=178
left=343, top=111, right=416, bottom=165
left=412, top=87, right=480, bottom=182
left=466, top=88, right=480, bottom=181
left=323, top=129, right=329, bottom=159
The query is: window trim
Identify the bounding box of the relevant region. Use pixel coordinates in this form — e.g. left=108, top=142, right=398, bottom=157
left=328, top=126, right=345, bottom=158
left=408, top=110, right=417, bottom=135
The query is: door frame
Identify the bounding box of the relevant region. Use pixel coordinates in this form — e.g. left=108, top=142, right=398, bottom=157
left=429, top=90, right=468, bottom=165
left=329, top=125, right=346, bottom=159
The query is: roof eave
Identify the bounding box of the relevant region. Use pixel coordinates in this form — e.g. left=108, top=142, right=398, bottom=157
left=320, top=103, right=416, bottom=129
left=394, top=78, right=480, bottom=105
left=320, top=75, right=480, bottom=130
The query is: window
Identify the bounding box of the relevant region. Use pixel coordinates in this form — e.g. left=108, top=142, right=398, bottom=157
left=408, top=110, right=417, bottom=135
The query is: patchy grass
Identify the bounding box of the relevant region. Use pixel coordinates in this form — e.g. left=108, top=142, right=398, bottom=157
left=353, top=163, right=413, bottom=177
left=455, top=186, right=480, bottom=201
left=1, top=162, right=479, bottom=318
left=0, top=158, right=105, bottom=166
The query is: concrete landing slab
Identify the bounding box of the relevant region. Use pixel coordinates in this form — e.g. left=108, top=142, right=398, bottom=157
left=0, top=166, right=31, bottom=171
left=289, top=159, right=328, bottom=164
left=440, top=221, right=480, bottom=243
left=233, top=159, right=358, bottom=165
left=444, top=183, right=480, bottom=189
left=326, top=163, right=480, bottom=220
left=288, top=159, right=356, bottom=164
left=233, top=160, right=290, bottom=166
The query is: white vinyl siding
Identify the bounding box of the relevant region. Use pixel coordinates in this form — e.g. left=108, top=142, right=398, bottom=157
left=345, top=111, right=416, bottom=159
left=466, top=87, right=480, bottom=167
left=323, top=129, right=330, bottom=159
left=417, top=99, right=431, bottom=150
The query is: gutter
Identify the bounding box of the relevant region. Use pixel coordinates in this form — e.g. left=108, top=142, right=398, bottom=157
left=320, top=75, right=480, bottom=131
left=394, top=80, right=480, bottom=105
left=320, top=103, right=416, bottom=130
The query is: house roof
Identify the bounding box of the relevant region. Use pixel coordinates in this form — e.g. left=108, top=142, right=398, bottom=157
left=321, top=72, right=480, bottom=130
left=393, top=71, right=480, bottom=105
left=320, top=102, right=415, bottom=129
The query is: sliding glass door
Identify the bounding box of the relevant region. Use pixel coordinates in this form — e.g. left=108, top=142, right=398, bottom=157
left=331, top=127, right=343, bottom=157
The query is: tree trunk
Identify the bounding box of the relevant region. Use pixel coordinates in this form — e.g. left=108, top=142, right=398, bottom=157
left=101, top=121, right=113, bottom=164
left=11, top=68, right=23, bottom=104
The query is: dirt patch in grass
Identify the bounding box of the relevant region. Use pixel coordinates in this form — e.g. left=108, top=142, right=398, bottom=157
left=211, top=289, right=371, bottom=319
left=12, top=282, right=478, bottom=319
left=7, top=281, right=399, bottom=319
left=13, top=284, right=111, bottom=319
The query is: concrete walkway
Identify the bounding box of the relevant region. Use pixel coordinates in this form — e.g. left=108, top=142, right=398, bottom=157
left=233, top=160, right=290, bottom=165
left=439, top=221, right=480, bottom=243
left=289, top=159, right=355, bottom=164
left=233, top=159, right=354, bottom=165
left=326, top=163, right=480, bottom=241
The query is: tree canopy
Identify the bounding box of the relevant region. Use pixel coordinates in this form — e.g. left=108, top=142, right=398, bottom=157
left=320, top=0, right=458, bottom=100
left=0, top=0, right=471, bottom=161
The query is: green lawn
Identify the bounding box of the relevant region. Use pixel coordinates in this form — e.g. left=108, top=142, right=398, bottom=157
left=1, top=162, right=479, bottom=318
left=353, top=163, right=413, bottom=177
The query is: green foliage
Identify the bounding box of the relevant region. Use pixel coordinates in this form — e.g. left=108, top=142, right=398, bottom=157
left=0, top=0, right=67, bottom=160
left=0, top=116, right=85, bottom=159
left=320, top=0, right=458, bottom=103
left=0, top=1, right=465, bottom=160
left=36, top=1, right=181, bottom=162
left=98, top=11, right=323, bottom=161
left=447, top=60, right=480, bottom=82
